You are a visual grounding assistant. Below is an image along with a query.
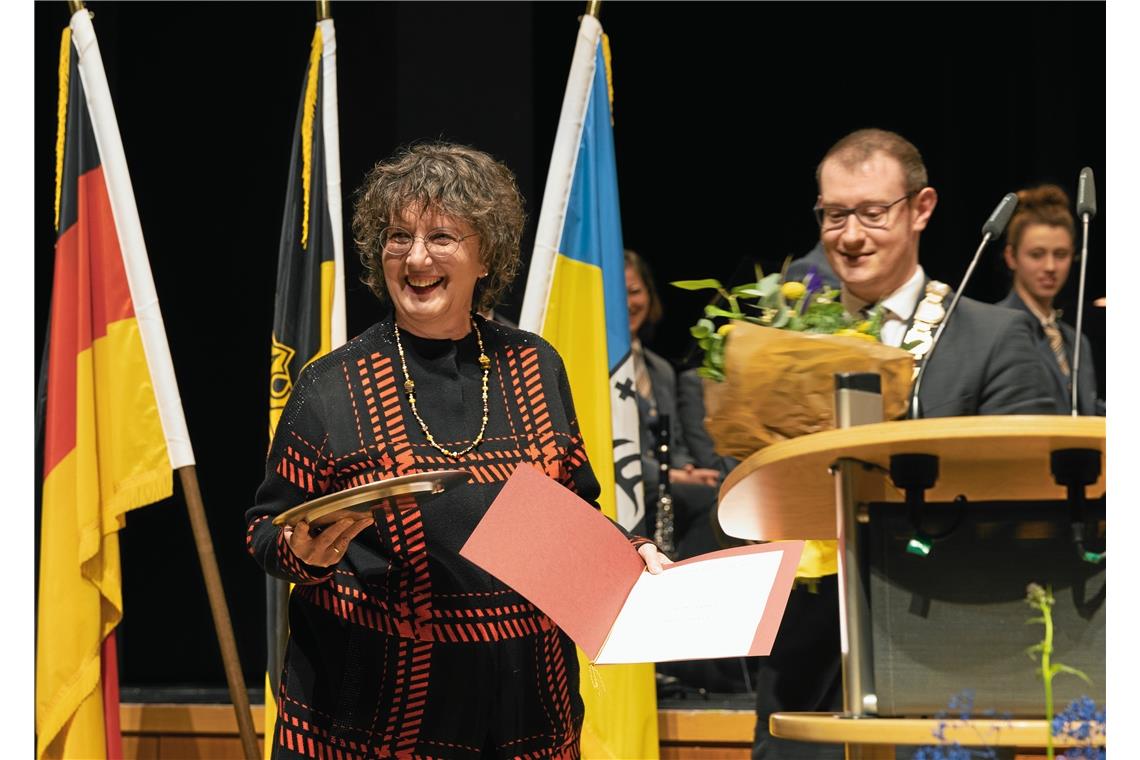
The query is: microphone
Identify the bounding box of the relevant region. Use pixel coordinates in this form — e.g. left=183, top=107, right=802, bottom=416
left=981, top=192, right=1019, bottom=239
left=1077, top=166, right=1097, bottom=219
left=909, top=193, right=1019, bottom=418
left=1070, top=168, right=1097, bottom=415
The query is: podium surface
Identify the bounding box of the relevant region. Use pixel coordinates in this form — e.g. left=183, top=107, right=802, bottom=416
left=718, top=415, right=1106, bottom=541
left=770, top=712, right=1105, bottom=752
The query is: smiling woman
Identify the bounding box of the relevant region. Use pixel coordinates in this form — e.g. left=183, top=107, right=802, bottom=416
left=244, top=141, right=667, bottom=760
left=353, top=142, right=524, bottom=336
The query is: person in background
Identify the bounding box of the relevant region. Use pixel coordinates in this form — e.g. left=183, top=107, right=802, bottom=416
left=996, top=184, right=1103, bottom=415
left=676, top=367, right=739, bottom=479
left=625, top=249, right=721, bottom=559
left=784, top=240, right=841, bottom=290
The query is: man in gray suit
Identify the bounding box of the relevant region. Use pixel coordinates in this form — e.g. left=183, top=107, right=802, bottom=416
left=996, top=288, right=1101, bottom=416
left=751, top=128, right=1057, bottom=760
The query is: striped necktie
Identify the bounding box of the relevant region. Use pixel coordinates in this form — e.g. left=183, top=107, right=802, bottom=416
left=1042, top=314, right=1071, bottom=377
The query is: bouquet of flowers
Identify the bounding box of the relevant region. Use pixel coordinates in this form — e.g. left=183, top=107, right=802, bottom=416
left=672, top=266, right=915, bottom=459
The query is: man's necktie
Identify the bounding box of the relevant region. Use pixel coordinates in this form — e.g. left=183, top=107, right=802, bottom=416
left=1042, top=316, right=1071, bottom=376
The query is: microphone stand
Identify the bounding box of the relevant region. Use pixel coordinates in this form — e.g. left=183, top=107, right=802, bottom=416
left=909, top=234, right=992, bottom=419
left=1071, top=213, right=1091, bottom=416
left=909, top=192, right=1019, bottom=419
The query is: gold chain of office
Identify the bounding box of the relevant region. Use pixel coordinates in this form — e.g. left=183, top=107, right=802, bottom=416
left=394, top=317, right=491, bottom=458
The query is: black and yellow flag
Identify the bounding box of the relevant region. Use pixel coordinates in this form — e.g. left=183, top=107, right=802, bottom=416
left=265, top=17, right=345, bottom=753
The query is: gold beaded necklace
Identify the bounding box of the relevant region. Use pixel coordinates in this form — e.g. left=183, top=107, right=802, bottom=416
left=394, top=316, right=491, bottom=458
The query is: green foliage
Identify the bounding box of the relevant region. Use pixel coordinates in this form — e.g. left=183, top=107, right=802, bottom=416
left=670, top=269, right=885, bottom=381
left=1025, top=582, right=1096, bottom=759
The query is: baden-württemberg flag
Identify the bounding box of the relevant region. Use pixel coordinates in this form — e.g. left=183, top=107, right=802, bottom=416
left=269, top=19, right=346, bottom=440
left=519, top=13, right=657, bottom=759
left=264, top=18, right=347, bottom=753
left=37, top=9, right=195, bottom=759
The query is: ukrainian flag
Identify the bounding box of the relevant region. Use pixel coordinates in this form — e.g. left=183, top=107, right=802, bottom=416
left=520, top=12, right=657, bottom=759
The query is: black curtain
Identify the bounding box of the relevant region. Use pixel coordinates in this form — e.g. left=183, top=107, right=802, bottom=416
left=34, top=1, right=1104, bottom=693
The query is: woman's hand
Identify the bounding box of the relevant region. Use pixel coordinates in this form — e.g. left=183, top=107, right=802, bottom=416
left=638, top=543, right=673, bottom=575
left=284, top=516, right=374, bottom=568
left=669, top=464, right=720, bottom=488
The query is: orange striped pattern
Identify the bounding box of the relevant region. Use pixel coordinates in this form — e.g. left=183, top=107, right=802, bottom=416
left=256, top=326, right=610, bottom=757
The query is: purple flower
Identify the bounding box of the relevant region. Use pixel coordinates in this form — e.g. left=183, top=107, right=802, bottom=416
left=804, top=266, right=824, bottom=299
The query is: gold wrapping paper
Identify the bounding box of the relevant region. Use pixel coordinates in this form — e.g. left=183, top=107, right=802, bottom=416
left=704, top=321, right=915, bottom=459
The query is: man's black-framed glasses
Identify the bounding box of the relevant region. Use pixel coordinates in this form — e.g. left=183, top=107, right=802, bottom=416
left=813, top=193, right=914, bottom=231
left=379, top=227, right=479, bottom=258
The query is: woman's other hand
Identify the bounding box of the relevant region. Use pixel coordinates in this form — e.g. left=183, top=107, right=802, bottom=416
left=284, top=516, right=374, bottom=567
left=669, top=464, right=720, bottom=488
left=637, top=543, right=673, bottom=575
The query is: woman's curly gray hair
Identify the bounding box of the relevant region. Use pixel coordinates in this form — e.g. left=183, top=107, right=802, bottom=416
left=352, top=142, right=525, bottom=313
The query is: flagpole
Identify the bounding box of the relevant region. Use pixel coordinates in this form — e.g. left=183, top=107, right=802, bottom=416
left=584, top=0, right=601, bottom=18
left=56, top=6, right=258, bottom=758
left=316, top=0, right=331, bottom=21
left=179, top=467, right=261, bottom=760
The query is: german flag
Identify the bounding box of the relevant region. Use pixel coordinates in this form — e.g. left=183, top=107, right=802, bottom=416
left=264, top=17, right=346, bottom=754
left=36, top=9, right=194, bottom=759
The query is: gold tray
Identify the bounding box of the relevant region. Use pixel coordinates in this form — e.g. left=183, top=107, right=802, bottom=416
left=272, top=470, right=471, bottom=527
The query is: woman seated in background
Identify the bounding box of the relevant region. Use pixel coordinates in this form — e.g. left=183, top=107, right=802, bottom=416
left=996, top=184, right=1103, bottom=415
left=625, top=248, right=721, bottom=559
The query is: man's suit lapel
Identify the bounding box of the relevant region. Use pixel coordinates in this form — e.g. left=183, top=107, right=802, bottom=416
left=998, top=289, right=1071, bottom=405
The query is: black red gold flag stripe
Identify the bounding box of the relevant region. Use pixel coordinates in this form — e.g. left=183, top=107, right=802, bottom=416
left=37, top=10, right=194, bottom=760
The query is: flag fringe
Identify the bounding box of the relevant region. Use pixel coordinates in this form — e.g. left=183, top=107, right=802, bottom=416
left=75, top=470, right=171, bottom=584
left=102, top=468, right=173, bottom=525
left=601, top=33, right=614, bottom=126
left=300, top=27, right=322, bottom=248
left=54, top=28, right=72, bottom=231
left=35, top=647, right=101, bottom=759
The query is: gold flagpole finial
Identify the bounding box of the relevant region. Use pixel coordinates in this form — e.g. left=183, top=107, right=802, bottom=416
left=316, top=0, right=331, bottom=21
left=67, top=0, right=86, bottom=13
left=584, top=1, right=601, bottom=19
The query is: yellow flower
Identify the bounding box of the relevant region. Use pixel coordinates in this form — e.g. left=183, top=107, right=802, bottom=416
left=781, top=281, right=807, bottom=301
left=855, top=320, right=873, bottom=333
left=835, top=328, right=876, bottom=342
left=717, top=323, right=735, bottom=337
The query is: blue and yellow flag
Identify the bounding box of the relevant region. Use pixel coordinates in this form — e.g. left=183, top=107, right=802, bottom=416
left=520, top=13, right=657, bottom=759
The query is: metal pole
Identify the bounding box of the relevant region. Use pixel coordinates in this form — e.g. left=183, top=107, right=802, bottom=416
left=67, top=0, right=85, bottom=13
left=316, top=0, right=331, bottom=21
left=833, top=375, right=880, bottom=719
left=1071, top=214, right=1090, bottom=415
left=584, top=1, right=601, bottom=19
left=178, top=466, right=260, bottom=760
left=834, top=461, right=877, bottom=717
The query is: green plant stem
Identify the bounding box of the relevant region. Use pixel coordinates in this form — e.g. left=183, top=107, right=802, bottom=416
left=1042, top=600, right=1055, bottom=760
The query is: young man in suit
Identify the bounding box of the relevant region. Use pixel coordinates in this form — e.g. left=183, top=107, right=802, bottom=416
left=751, top=128, right=1058, bottom=759
left=996, top=184, right=1103, bottom=416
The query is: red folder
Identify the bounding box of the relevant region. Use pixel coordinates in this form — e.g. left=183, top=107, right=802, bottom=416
left=460, top=464, right=803, bottom=664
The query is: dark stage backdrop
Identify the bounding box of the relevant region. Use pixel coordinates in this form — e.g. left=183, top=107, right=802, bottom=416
left=34, top=2, right=1105, bottom=695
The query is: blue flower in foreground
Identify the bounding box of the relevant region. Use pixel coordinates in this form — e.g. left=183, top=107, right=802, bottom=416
left=1052, top=697, right=1105, bottom=759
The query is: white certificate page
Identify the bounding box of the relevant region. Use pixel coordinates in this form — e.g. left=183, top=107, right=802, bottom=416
left=595, top=550, right=784, bottom=664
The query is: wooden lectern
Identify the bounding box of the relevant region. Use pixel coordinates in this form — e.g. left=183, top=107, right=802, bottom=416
left=718, top=415, right=1106, bottom=757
